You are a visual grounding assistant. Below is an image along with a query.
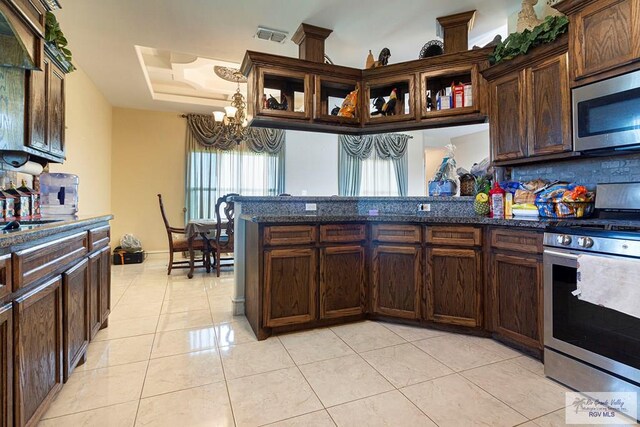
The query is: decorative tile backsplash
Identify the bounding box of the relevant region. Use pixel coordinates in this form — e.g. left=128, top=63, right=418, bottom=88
left=512, top=152, right=640, bottom=189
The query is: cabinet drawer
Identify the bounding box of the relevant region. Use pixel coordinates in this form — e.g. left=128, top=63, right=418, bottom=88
left=371, top=224, right=421, bottom=244
left=13, top=232, right=88, bottom=291
left=490, top=229, right=543, bottom=254
left=0, top=254, right=11, bottom=301
left=426, top=226, right=481, bottom=247
left=319, top=224, right=366, bottom=243
left=88, top=226, right=110, bottom=252
left=264, top=225, right=316, bottom=246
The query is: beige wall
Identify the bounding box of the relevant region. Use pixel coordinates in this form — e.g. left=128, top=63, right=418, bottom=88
left=111, top=108, right=185, bottom=252
left=49, top=67, right=113, bottom=216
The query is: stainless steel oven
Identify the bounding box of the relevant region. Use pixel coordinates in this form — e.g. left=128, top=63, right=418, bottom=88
left=544, top=246, right=640, bottom=393
left=573, top=69, right=640, bottom=152
left=543, top=183, right=640, bottom=398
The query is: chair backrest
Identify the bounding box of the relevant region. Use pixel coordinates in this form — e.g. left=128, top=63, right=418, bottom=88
left=157, top=194, right=171, bottom=230
left=215, top=193, right=239, bottom=249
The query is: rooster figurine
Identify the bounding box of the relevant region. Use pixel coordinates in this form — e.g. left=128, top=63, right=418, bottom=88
left=371, top=88, right=397, bottom=116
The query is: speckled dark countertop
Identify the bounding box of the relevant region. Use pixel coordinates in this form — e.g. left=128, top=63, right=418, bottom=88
left=0, top=214, right=113, bottom=249
left=232, top=196, right=474, bottom=203
left=240, top=214, right=557, bottom=229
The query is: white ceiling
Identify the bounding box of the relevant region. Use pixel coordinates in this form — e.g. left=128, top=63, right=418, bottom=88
left=57, top=0, right=519, bottom=114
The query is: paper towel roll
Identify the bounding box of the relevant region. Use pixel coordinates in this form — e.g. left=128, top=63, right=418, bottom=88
left=1, top=161, right=44, bottom=175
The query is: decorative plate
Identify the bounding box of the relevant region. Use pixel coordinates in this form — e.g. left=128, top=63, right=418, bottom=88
left=419, top=40, right=444, bottom=59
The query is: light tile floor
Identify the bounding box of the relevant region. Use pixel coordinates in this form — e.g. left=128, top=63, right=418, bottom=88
left=39, top=255, right=586, bottom=426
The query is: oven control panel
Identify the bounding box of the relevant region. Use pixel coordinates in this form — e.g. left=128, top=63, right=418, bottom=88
left=544, top=232, right=640, bottom=257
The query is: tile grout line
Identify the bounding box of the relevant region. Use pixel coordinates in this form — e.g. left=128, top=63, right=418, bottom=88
left=277, top=335, right=329, bottom=420
left=132, top=273, right=167, bottom=426
left=205, top=284, right=239, bottom=427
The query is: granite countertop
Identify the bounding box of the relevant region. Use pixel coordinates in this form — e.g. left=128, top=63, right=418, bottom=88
left=0, top=214, right=114, bottom=248
left=231, top=196, right=474, bottom=203
left=240, top=213, right=557, bottom=229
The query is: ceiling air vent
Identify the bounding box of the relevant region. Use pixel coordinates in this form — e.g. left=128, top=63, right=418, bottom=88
left=255, top=26, right=288, bottom=43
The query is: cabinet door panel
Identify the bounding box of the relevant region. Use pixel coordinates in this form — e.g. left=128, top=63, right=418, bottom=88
left=62, top=258, right=89, bottom=381
left=99, top=248, right=111, bottom=325
left=26, top=56, right=48, bottom=152
left=572, top=0, right=640, bottom=81
left=426, top=248, right=481, bottom=327
left=264, top=248, right=317, bottom=327
left=88, top=253, right=101, bottom=339
left=527, top=53, right=572, bottom=156
left=0, top=255, right=11, bottom=301
left=48, top=63, right=65, bottom=157
left=320, top=246, right=365, bottom=319
left=372, top=245, right=420, bottom=319
left=492, top=253, right=543, bottom=350
left=0, top=304, right=12, bottom=427
left=14, top=276, right=63, bottom=427
left=489, top=71, right=526, bottom=161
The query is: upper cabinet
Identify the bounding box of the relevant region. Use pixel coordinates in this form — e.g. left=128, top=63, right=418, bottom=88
left=25, top=48, right=67, bottom=162
left=555, top=0, right=640, bottom=85
left=241, top=17, right=491, bottom=135
left=483, top=36, right=573, bottom=165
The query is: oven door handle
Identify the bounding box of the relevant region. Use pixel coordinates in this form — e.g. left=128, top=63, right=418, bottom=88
left=544, top=249, right=580, bottom=260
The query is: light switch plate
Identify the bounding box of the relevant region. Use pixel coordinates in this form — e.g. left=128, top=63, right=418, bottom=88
left=305, top=203, right=317, bottom=211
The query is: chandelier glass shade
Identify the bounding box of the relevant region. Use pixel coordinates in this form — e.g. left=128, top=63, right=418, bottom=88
left=213, top=72, right=249, bottom=145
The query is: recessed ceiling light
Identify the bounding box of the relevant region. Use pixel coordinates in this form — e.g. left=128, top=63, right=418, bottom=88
left=255, top=26, right=288, bottom=44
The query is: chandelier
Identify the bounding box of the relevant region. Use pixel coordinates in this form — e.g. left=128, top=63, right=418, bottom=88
left=213, top=71, right=248, bottom=145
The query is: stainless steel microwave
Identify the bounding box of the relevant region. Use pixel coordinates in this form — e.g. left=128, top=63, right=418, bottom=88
left=573, top=69, right=640, bottom=152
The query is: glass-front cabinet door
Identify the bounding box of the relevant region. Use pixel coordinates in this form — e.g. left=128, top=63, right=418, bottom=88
left=313, top=76, right=361, bottom=126
left=421, top=65, right=479, bottom=118
left=256, top=68, right=312, bottom=120
left=364, top=74, right=416, bottom=124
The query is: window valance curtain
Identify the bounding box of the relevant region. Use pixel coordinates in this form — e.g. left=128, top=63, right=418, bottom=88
left=338, top=134, right=410, bottom=196
left=185, top=113, right=285, bottom=153
left=184, top=114, right=285, bottom=220
left=339, top=134, right=409, bottom=160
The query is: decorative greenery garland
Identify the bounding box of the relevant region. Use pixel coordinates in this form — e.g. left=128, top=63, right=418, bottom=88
left=490, top=15, right=569, bottom=65
left=45, top=12, right=75, bottom=71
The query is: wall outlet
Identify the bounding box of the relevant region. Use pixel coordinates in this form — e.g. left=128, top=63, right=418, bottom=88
left=305, top=203, right=317, bottom=211
left=417, top=203, right=431, bottom=212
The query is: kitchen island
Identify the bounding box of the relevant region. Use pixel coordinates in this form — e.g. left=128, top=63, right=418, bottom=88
left=0, top=215, right=112, bottom=427
left=234, top=196, right=548, bottom=359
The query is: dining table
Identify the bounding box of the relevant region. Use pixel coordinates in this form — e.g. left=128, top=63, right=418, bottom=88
left=184, top=219, right=218, bottom=279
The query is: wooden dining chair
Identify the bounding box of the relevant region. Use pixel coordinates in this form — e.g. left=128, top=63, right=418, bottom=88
left=157, top=194, right=209, bottom=275
left=210, top=193, right=238, bottom=277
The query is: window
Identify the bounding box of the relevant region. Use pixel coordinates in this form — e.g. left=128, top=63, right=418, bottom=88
left=186, top=145, right=283, bottom=220
left=359, top=153, right=400, bottom=196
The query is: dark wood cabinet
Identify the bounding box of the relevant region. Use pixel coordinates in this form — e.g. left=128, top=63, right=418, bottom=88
left=489, top=71, right=526, bottom=161
left=488, top=228, right=544, bottom=355
left=320, top=245, right=365, bottom=319
left=25, top=51, right=66, bottom=161
left=426, top=247, right=481, bottom=327
left=48, top=62, right=65, bottom=157
left=0, top=303, right=12, bottom=427
left=88, top=247, right=110, bottom=338
left=556, top=0, right=640, bottom=84
left=264, top=248, right=317, bottom=327
left=5, top=0, right=46, bottom=37
left=88, top=252, right=101, bottom=339
left=26, top=55, right=48, bottom=152
left=62, top=258, right=89, bottom=382
left=0, top=255, right=11, bottom=301
left=526, top=53, right=572, bottom=156
left=14, top=276, right=63, bottom=427
left=371, top=245, right=421, bottom=319
left=484, top=37, right=572, bottom=164
left=241, top=48, right=491, bottom=135
left=490, top=252, right=543, bottom=351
